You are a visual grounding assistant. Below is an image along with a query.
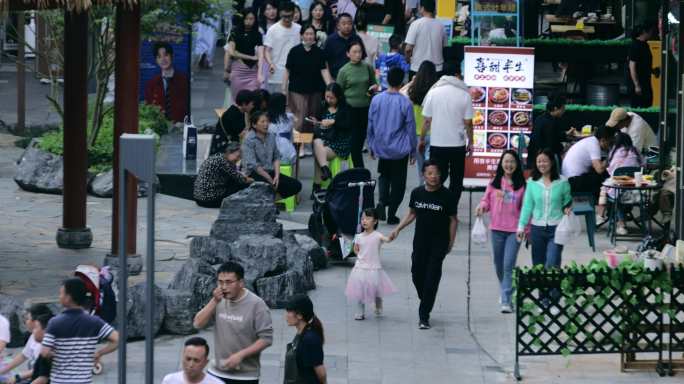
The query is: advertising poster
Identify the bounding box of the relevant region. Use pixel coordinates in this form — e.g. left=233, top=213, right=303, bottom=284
left=463, top=46, right=535, bottom=179
left=139, top=30, right=192, bottom=123
left=367, top=24, right=395, bottom=56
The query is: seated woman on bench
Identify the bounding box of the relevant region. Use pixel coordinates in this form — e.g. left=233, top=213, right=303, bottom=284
left=242, top=111, right=303, bottom=198
left=194, top=142, right=254, bottom=208
left=310, top=83, right=352, bottom=193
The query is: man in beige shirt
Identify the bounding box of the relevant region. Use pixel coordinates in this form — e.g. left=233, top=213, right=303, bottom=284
left=194, top=262, right=273, bottom=384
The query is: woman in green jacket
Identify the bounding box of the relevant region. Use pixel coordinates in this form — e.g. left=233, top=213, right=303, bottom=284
left=336, top=40, right=378, bottom=169
left=517, top=148, right=573, bottom=269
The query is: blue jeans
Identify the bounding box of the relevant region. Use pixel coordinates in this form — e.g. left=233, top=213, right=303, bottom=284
left=529, top=225, right=563, bottom=269
left=415, top=135, right=430, bottom=184
left=491, top=230, right=521, bottom=305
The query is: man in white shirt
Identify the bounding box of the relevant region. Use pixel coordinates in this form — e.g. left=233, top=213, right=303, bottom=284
left=404, top=0, right=446, bottom=77
left=261, top=1, right=301, bottom=93
left=0, top=313, right=8, bottom=355
left=605, top=107, right=657, bottom=153
left=562, top=125, right=616, bottom=200
left=420, top=61, right=473, bottom=209
left=162, top=337, right=223, bottom=384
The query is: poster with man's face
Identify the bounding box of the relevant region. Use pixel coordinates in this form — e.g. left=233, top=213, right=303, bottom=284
left=140, top=31, right=192, bottom=123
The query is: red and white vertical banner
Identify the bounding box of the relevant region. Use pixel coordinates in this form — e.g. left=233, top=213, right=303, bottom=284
left=463, top=46, right=535, bottom=180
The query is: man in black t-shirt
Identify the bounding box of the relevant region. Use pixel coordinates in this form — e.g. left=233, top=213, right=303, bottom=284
left=628, top=24, right=657, bottom=108
left=211, top=90, right=256, bottom=155
left=390, top=160, right=458, bottom=329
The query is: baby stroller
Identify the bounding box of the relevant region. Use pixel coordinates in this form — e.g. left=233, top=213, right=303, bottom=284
left=74, top=265, right=116, bottom=375
left=308, top=168, right=376, bottom=260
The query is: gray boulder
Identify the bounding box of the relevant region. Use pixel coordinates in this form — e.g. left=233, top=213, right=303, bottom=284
left=230, top=235, right=287, bottom=289
left=125, top=282, right=165, bottom=340
left=189, top=236, right=232, bottom=265
left=294, top=234, right=327, bottom=270
left=0, top=295, right=26, bottom=348
left=88, top=170, right=156, bottom=198
left=283, top=232, right=315, bottom=291
left=14, top=145, right=64, bottom=194
left=210, top=183, right=282, bottom=242
left=255, top=271, right=305, bottom=308
left=162, top=289, right=198, bottom=335
left=168, top=258, right=216, bottom=315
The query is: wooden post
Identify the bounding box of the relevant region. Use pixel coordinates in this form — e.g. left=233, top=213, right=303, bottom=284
left=16, top=11, right=25, bottom=136
left=109, top=2, right=141, bottom=273
left=56, top=7, right=92, bottom=249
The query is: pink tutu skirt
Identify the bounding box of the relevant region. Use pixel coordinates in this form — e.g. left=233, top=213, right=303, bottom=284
left=345, top=267, right=398, bottom=303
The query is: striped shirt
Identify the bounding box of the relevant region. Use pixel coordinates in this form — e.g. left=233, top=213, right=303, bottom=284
left=42, top=308, right=114, bottom=384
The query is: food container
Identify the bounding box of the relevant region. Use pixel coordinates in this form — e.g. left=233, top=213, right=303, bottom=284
left=487, top=133, right=508, bottom=149
left=512, top=89, right=532, bottom=105
left=470, top=87, right=486, bottom=103
left=489, top=88, right=509, bottom=104
left=512, top=111, right=530, bottom=126
left=488, top=110, right=508, bottom=126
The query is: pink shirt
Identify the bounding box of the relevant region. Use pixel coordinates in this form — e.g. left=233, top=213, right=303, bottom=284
left=479, top=178, right=525, bottom=233
left=353, top=231, right=384, bottom=269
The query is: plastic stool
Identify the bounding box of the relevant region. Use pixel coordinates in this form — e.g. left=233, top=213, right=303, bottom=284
left=572, top=196, right=596, bottom=252
left=320, top=155, right=353, bottom=189
left=278, top=164, right=296, bottom=212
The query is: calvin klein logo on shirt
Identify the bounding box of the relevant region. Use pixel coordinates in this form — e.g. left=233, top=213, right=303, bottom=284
left=414, top=201, right=443, bottom=211
left=219, top=313, right=244, bottom=322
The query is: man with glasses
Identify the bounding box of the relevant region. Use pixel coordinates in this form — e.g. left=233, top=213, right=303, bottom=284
left=193, top=262, right=273, bottom=384
left=261, top=1, right=301, bottom=93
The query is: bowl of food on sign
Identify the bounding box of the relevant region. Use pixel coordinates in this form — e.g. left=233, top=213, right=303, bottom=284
left=470, top=87, right=486, bottom=103
left=489, top=88, right=509, bottom=104
left=511, top=134, right=530, bottom=149
left=473, top=110, right=485, bottom=126
left=488, top=110, right=508, bottom=126
left=487, top=133, right=508, bottom=149
left=512, top=111, right=530, bottom=126
left=512, top=89, right=532, bottom=105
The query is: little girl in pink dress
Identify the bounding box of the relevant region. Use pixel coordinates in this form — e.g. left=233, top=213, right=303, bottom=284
left=345, top=208, right=398, bottom=320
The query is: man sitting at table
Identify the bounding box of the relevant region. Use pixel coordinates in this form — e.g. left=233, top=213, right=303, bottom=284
left=527, top=94, right=575, bottom=169
left=561, top=125, right=616, bottom=201
left=605, top=107, right=657, bottom=155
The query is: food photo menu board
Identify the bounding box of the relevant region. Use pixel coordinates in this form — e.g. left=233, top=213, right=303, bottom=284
left=463, top=46, right=535, bottom=179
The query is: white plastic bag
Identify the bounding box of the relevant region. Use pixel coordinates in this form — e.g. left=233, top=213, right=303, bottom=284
left=554, top=213, right=581, bottom=245
left=471, top=217, right=488, bottom=245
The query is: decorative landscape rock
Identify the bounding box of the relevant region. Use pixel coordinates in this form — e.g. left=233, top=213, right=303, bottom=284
left=13, top=145, right=64, bottom=194
left=283, top=232, right=315, bottom=291
left=190, top=236, right=232, bottom=265
left=167, top=258, right=216, bottom=315
left=0, top=295, right=26, bottom=348
left=162, top=289, right=197, bottom=335
left=210, top=183, right=282, bottom=242
left=255, top=270, right=305, bottom=308
left=229, top=235, right=287, bottom=289
left=294, top=234, right=328, bottom=270
left=88, top=170, right=156, bottom=198
left=125, top=282, right=165, bottom=340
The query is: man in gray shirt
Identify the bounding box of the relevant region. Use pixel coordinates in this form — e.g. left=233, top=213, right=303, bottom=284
left=193, top=262, right=273, bottom=384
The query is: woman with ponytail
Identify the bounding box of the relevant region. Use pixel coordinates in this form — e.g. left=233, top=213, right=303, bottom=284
left=284, top=295, right=327, bottom=384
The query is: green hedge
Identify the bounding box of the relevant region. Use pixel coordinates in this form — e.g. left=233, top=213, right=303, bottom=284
left=450, top=37, right=632, bottom=47
left=532, top=104, right=659, bottom=113
left=39, top=103, right=169, bottom=173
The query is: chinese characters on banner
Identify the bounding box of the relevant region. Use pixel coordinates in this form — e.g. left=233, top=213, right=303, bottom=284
left=473, top=0, right=517, bottom=13
left=464, top=46, right=535, bottom=179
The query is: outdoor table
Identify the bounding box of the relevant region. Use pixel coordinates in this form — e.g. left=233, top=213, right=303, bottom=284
left=602, top=180, right=662, bottom=245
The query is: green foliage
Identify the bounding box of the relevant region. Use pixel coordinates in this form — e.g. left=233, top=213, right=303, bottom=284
left=532, top=104, right=660, bottom=114
left=450, top=37, right=632, bottom=47
left=519, top=259, right=678, bottom=360
left=141, top=0, right=233, bottom=38
left=38, top=103, right=169, bottom=173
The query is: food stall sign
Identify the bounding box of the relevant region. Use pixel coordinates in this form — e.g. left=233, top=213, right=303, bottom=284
left=464, top=46, right=535, bottom=180
left=473, top=0, right=517, bottom=13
